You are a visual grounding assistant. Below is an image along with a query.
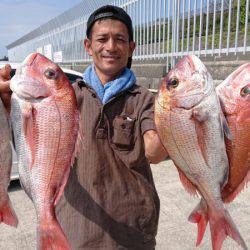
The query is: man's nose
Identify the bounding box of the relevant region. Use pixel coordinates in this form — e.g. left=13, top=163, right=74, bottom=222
left=106, top=38, right=117, bottom=51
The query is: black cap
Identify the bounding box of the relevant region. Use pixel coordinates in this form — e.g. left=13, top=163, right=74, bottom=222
left=86, top=5, right=133, bottom=41
left=86, top=5, right=134, bottom=68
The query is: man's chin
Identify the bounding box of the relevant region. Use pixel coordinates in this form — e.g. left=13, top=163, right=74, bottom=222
left=102, top=66, right=125, bottom=76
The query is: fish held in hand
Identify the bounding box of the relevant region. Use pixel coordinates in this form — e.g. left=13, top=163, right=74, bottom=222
left=0, top=64, right=18, bottom=228
left=217, top=63, right=250, bottom=201
left=10, top=53, right=79, bottom=249
left=189, top=63, right=250, bottom=248
left=0, top=95, right=18, bottom=227
left=155, top=55, right=247, bottom=250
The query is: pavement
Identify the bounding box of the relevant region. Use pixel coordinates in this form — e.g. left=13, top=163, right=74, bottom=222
left=152, top=160, right=250, bottom=250
left=0, top=159, right=249, bottom=249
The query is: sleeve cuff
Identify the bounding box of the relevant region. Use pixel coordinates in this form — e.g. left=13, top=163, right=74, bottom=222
left=141, top=119, right=157, bottom=135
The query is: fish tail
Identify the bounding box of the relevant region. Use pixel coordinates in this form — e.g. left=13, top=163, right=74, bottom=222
left=188, top=199, right=208, bottom=246
left=208, top=208, right=247, bottom=250
left=0, top=198, right=18, bottom=227
left=38, top=219, right=71, bottom=250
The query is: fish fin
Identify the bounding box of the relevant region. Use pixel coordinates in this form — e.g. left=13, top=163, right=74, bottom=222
left=192, top=107, right=209, bottom=122
left=191, top=107, right=210, bottom=166
left=188, top=199, right=208, bottom=246
left=208, top=208, right=247, bottom=250
left=223, top=167, right=250, bottom=203
left=0, top=198, right=18, bottom=227
left=54, top=167, right=71, bottom=206
left=175, top=164, right=198, bottom=196
left=39, top=219, right=70, bottom=250
left=220, top=112, right=233, bottom=140
left=22, top=103, right=36, bottom=170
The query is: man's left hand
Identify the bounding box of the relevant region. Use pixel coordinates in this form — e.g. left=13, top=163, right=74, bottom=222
left=0, top=64, right=12, bottom=114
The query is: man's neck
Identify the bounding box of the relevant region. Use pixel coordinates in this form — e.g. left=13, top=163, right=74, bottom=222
left=95, top=67, right=125, bottom=86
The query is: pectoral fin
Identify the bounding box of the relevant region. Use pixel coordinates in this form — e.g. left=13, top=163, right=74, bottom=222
left=192, top=107, right=209, bottom=122
left=192, top=107, right=209, bottom=167
left=22, top=103, right=36, bottom=170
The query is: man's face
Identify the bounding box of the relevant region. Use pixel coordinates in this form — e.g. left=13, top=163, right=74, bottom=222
left=84, top=19, right=135, bottom=78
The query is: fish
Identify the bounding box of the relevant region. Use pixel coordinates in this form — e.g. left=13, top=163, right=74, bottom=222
left=10, top=53, right=79, bottom=250
left=188, top=63, right=250, bottom=247
left=0, top=66, right=18, bottom=227
left=217, top=63, right=250, bottom=202
left=154, top=55, right=247, bottom=250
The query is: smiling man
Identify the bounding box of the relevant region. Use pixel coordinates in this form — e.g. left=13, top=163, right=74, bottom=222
left=54, top=5, right=168, bottom=250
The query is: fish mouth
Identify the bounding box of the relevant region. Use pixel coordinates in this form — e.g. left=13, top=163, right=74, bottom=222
left=10, top=76, right=50, bottom=101
left=185, top=55, right=213, bottom=96
left=186, top=55, right=206, bottom=74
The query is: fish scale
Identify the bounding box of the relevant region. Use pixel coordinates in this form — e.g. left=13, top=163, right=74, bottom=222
left=11, top=97, right=32, bottom=198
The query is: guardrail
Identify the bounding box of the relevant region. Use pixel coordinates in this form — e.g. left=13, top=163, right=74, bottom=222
left=122, top=0, right=250, bottom=67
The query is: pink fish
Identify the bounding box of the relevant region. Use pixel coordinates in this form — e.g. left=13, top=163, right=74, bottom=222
left=10, top=53, right=79, bottom=249
left=0, top=65, right=18, bottom=227
left=188, top=63, right=250, bottom=248
left=155, top=55, right=247, bottom=250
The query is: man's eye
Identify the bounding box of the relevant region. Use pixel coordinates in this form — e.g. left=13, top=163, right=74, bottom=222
left=117, top=37, right=127, bottom=43
left=97, top=38, right=107, bottom=42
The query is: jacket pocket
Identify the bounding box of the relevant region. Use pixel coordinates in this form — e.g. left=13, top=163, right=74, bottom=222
left=112, top=115, right=135, bottom=149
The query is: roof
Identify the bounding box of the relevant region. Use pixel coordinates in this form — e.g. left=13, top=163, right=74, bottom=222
left=7, top=0, right=114, bottom=49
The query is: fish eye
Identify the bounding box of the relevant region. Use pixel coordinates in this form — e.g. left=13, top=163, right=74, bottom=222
left=168, top=78, right=179, bottom=88
left=240, top=86, right=250, bottom=97
left=44, top=69, right=58, bottom=80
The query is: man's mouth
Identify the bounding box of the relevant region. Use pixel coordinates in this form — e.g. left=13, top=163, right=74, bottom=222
left=102, top=55, right=120, bottom=60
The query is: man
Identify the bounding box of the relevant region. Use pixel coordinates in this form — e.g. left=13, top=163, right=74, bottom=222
left=0, top=5, right=168, bottom=250
left=55, top=5, right=167, bottom=250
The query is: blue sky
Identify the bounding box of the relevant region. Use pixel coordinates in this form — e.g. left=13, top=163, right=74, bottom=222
left=0, top=0, right=83, bottom=58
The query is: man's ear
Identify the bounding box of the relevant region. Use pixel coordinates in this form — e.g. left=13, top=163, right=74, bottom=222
left=129, top=41, right=136, bottom=57
left=84, top=38, right=93, bottom=56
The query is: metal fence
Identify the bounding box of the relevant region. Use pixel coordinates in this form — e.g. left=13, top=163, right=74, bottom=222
left=7, top=0, right=250, bottom=67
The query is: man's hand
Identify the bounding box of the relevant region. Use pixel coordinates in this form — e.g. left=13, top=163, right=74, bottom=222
left=143, top=130, right=168, bottom=164
left=0, top=64, right=12, bottom=114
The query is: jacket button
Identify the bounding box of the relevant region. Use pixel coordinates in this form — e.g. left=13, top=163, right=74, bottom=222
left=92, top=93, right=96, bottom=98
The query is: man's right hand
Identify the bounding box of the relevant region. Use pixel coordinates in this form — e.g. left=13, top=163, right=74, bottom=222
left=0, top=64, right=12, bottom=114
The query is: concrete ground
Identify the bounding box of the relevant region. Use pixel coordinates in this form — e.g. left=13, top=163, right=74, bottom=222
left=0, top=159, right=249, bottom=249
left=152, top=160, right=250, bottom=250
